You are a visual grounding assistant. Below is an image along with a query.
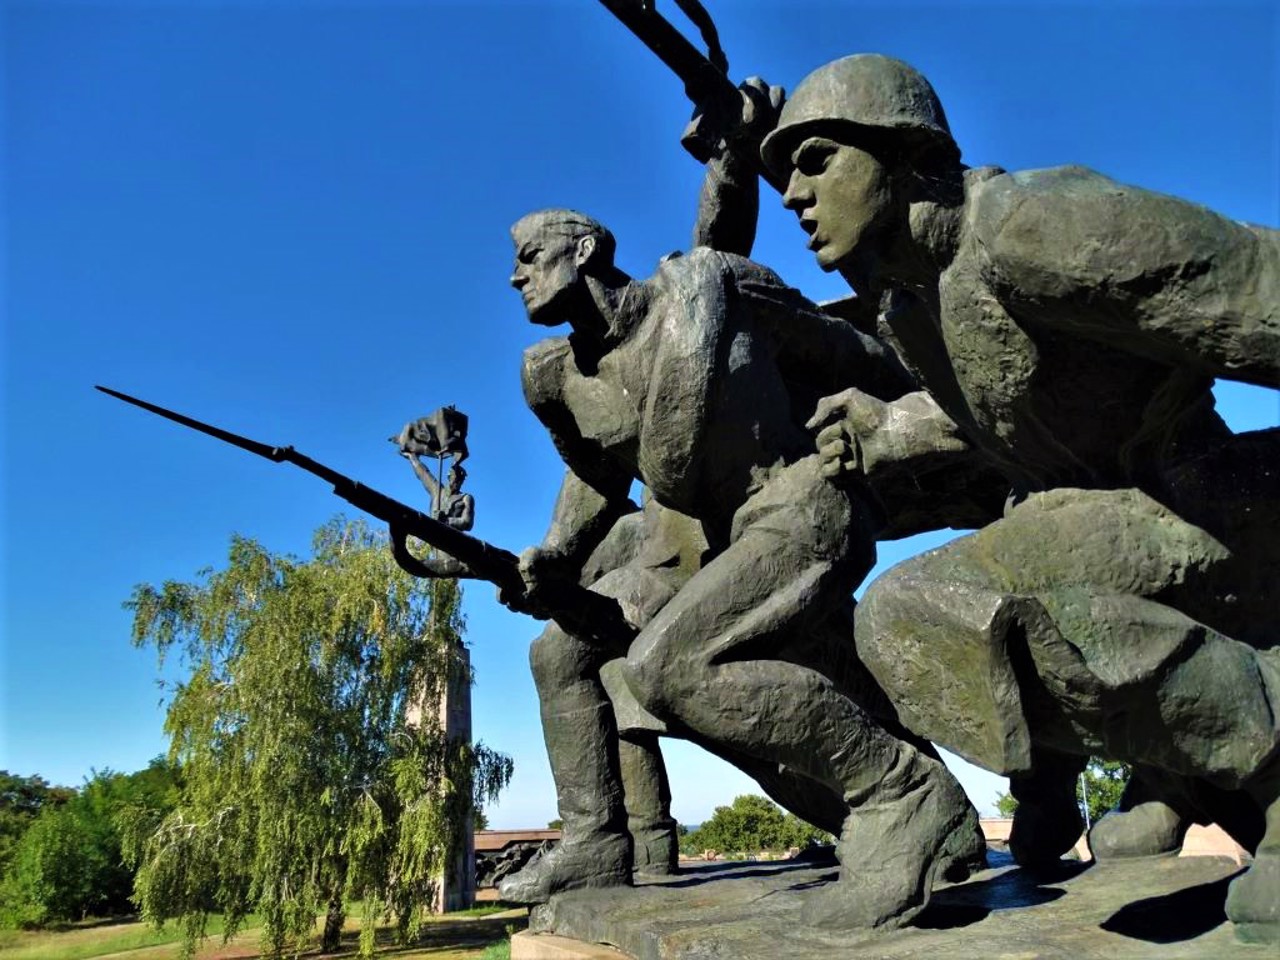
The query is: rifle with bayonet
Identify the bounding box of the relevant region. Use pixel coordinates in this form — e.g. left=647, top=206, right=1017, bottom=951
left=96, top=385, right=635, bottom=648
left=596, top=0, right=784, bottom=192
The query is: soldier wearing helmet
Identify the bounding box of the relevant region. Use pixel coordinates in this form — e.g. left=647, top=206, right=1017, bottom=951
left=759, top=53, right=1280, bottom=941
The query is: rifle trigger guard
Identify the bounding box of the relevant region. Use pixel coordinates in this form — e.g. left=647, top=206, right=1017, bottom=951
left=388, top=520, right=438, bottom=579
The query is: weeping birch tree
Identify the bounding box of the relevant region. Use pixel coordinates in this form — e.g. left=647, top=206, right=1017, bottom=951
left=121, top=517, right=512, bottom=959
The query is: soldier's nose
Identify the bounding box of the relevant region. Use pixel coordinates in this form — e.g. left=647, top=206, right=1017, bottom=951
left=510, top=273, right=527, bottom=290
left=782, top=173, right=811, bottom=211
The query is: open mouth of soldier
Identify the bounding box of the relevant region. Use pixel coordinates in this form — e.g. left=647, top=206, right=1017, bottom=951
left=799, top=217, right=823, bottom=250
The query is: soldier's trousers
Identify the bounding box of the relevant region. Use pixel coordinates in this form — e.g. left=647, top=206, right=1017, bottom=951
left=621, top=455, right=966, bottom=815
left=855, top=485, right=1280, bottom=815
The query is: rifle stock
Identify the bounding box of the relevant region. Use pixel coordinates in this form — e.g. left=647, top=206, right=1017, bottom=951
left=596, top=0, right=737, bottom=108
left=595, top=0, right=783, bottom=189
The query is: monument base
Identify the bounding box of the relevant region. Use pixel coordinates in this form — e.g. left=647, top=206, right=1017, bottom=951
left=516, top=849, right=1259, bottom=959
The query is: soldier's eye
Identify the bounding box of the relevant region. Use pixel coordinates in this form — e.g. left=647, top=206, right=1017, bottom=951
left=795, top=145, right=834, bottom=176
left=519, top=247, right=541, bottom=264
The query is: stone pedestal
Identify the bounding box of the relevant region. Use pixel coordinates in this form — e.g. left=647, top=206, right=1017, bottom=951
left=517, top=849, right=1257, bottom=959
left=513, top=932, right=630, bottom=959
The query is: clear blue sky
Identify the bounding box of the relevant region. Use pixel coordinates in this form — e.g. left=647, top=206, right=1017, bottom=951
left=3, top=0, right=1277, bottom=827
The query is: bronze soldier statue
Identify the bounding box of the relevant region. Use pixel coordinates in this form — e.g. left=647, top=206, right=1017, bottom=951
left=759, top=53, right=1279, bottom=942
left=497, top=199, right=988, bottom=927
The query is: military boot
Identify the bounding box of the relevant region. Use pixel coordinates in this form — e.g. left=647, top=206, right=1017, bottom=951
left=498, top=701, right=632, bottom=903
left=498, top=832, right=631, bottom=903
left=1089, top=768, right=1191, bottom=859
left=630, top=817, right=678, bottom=876
left=1226, top=785, right=1280, bottom=944
left=1225, top=648, right=1280, bottom=944
left=802, top=736, right=983, bottom=930
left=1007, top=750, right=1086, bottom=868
left=1090, top=801, right=1187, bottom=858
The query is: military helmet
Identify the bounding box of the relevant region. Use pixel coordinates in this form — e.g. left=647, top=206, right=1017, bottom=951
left=761, top=54, right=959, bottom=178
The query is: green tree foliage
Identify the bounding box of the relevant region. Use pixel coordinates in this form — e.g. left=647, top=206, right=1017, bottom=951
left=0, top=762, right=178, bottom=928
left=994, top=790, right=1018, bottom=818
left=1077, top=758, right=1129, bottom=825
left=679, top=795, right=832, bottom=857
left=0, top=773, right=75, bottom=874
left=121, top=519, right=512, bottom=959
left=0, top=804, right=103, bottom=928
left=992, top=758, right=1131, bottom=825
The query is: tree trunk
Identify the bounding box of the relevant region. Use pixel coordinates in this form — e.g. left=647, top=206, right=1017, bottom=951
left=321, top=895, right=344, bottom=953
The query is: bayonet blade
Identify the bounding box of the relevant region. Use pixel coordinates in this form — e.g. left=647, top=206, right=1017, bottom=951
left=96, top=385, right=286, bottom=463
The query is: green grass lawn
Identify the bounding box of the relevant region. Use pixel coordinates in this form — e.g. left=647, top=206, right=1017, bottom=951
left=0, top=911, right=252, bottom=960
left=0, top=906, right=525, bottom=960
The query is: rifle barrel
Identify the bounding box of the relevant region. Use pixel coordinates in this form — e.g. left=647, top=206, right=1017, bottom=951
left=97, top=384, right=637, bottom=647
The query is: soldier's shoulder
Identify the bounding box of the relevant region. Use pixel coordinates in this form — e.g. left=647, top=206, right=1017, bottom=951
left=521, top=336, right=572, bottom=407
left=969, top=164, right=1137, bottom=226
left=976, top=163, right=1113, bottom=192
left=660, top=246, right=793, bottom=291
left=656, top=245, right=727, bottom=278
left=966, top=165, right=1148, bottom=260
left=522, top=335, right=572, bottom=371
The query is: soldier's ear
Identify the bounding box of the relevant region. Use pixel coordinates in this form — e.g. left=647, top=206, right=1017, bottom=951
left=574, top=235, right=597, bottom=269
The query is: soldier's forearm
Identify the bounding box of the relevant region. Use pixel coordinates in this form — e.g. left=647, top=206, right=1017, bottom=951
left=408, top=456, right=440, bottom=494
left=869, top=393, right=971, bottom=465
left=781, top=310, right=915, bottom=402
left=692, top=147, right=758, bottom=257
left=540, top=470, right=635, bottom=570
left=872, top=453, right=1008, bottom=540
left=860, top=392, right=1006, bottom=527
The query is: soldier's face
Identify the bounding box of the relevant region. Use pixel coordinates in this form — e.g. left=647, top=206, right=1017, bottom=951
left=510, top=227, right=580, bottom=326
left=781, top=136, right=895, bottom=272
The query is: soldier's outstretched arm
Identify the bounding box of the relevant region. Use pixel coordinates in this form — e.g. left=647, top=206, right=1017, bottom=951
left=403, top=449, right=442, bottom=500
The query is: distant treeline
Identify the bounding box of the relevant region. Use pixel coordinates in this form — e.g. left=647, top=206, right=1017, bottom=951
left=677, top=795, right=832, bottom=858
left=0, top=760, right=179, bottom=928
